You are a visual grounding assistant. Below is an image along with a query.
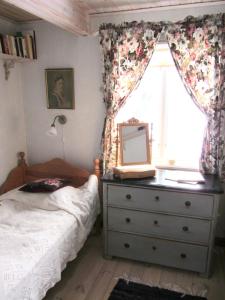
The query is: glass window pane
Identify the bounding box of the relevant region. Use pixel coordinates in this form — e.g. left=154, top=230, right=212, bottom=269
left=115, top=43, right=206, bottom=170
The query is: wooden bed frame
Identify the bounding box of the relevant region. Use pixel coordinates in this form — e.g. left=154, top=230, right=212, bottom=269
left=0, top=152, right=102, bottom=195
left=0, top=153, right=102, bottom=299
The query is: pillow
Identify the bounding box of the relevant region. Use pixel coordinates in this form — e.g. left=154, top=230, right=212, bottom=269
left=19, top=178, right=70, bottom=193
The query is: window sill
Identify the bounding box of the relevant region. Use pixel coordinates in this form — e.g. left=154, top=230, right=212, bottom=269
left=155, top=164, right=199, bottom=172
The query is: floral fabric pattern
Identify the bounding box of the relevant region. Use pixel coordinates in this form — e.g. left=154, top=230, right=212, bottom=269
left=166, top=14, right=225, bottom=177
left=99, top=22, right=162, bottom=172
left=99, top=14, right=225, bottom=179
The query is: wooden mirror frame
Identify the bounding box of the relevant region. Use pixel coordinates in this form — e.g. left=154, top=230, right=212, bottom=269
left=117, top=118, right=151, bottom=166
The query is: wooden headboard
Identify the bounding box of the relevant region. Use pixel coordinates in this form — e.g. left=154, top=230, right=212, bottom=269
left=0, top=152, right=102, bottom=195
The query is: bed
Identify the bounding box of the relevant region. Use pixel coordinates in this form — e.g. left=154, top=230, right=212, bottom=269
left=0, top=152, right=101, bottom=300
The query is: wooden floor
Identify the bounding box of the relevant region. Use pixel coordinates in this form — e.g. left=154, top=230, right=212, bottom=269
left=44, top=233, right=225, bottom=300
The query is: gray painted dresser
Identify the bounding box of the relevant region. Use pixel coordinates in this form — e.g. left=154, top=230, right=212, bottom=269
left=102, top=171, right=224, bottom=277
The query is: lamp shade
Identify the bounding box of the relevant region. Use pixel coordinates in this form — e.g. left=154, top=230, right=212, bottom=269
left=46, top=125, right=57, bottom=136
left=46, top=115, right=67, bottom=137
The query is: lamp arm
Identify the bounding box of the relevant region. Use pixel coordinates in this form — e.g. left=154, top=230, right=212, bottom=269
left=51, top=116, right=58, bottom=127
left=51, top=115, right=67, bottom=127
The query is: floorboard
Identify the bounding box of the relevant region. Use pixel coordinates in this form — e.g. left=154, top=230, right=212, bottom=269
left=44, top=234, right=225, bottom=300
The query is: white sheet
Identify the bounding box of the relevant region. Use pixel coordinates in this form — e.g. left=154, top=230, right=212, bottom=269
left=0, top=175, right=100, bottom=300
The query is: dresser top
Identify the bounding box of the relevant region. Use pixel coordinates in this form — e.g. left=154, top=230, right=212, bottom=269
left=101, top=170, right=224, bottom=194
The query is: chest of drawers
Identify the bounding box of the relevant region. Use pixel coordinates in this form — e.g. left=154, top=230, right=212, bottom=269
left=102, top=172, right=223, bottom=277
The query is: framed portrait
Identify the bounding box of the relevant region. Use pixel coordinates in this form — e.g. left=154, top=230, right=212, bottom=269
left=45, top=68, right=74, bottom=109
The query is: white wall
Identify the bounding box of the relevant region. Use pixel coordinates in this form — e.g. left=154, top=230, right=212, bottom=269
left=21, top=21, right=104, bottom=172
left=0, top=18, right=27, bottom=185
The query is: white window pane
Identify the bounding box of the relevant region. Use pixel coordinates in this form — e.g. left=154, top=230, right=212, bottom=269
left=115, top=43, right=207, bottom=170
left=164, top=64, right=206, bottom=169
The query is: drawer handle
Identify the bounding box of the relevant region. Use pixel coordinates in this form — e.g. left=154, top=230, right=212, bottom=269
left=152, top=246, right=157, bottom=251
left=126, top=194, right=132, bottom=200
left=153, top=220, right=158, bottom=225
left=180, top=253, right=187, bottom=259
left=125, top=217, right=131, bottom=223
left=155, top=196, right=160, bottom=201
left=124, top=243, right=130, bottom=249
left=185, top=201, right=191, bottom=207
left=182, top=226, right=189, bottom=232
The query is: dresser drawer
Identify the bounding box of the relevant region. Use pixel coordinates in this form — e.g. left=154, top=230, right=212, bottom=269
left=107, top=231, right=208, bottom=273
left=108, top=207, right=211, bottom=244
left=107, top=185, right=214, bottom=218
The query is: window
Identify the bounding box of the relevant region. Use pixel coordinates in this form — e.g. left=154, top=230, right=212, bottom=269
left=115, top=43, right=207, bottom=170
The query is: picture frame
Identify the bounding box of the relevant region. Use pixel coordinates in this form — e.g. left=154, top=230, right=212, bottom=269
left=45, top=68, right=74, bottom=109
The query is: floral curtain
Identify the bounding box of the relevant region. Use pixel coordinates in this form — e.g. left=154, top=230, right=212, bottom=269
left=99, top=22, right=163, bottom=172
left=166, top=14, right=225, bottom=177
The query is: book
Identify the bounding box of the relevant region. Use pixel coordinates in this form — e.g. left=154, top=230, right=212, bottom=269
left=6, top=35, right=12, bottom=55
left=165, top=170, right=205, bottom=184
left=15, top=37, right=20, bottom=56
left=31, top=35, right=36, bottom=59
left=27, top=30, right=37, bottom=59
left=3, top=36, right=9, bottom=54
left=0, top=34, right=5, bottom=53
left=16, top=36, right=24, bottom=57
left=0, top=36, right=2, bottom=53
left=17, top=30, right=37, bottom=59
left=22, top=37, right=28, bottom=58
left=9, top=35, right=17, bottom=56
left=24, top=34, right=33, bottom=59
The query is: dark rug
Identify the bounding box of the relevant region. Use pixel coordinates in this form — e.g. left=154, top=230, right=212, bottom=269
left=108, top=279, right=207, bottom=300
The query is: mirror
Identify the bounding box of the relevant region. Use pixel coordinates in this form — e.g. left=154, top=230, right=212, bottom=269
left=118, top=118, right=151, bottom=166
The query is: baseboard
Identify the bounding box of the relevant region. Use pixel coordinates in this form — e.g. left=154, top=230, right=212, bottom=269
left=215, top=237, right=225, bottom=247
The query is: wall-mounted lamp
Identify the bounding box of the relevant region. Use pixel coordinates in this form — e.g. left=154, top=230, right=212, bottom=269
left=46, top=115, right=67, bottom=136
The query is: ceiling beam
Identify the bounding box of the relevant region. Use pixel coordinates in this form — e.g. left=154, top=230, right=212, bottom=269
left=2, top=0, right=90, bottom=36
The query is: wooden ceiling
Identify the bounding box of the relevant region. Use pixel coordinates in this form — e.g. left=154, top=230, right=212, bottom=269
left=0, top=0, right=224, bottom=35
left=0, top=1, right=39, bottom=22
left=81, top=0, right=225, bottom=15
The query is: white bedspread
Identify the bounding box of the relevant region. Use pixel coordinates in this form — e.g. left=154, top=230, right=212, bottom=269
left=0, top=175, right=100, bottom=300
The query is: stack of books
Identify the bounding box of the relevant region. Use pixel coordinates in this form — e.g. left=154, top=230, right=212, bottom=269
left=0, top=30, right=37, bottom=59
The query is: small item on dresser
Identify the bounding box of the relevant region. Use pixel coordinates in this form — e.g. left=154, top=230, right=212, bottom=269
left=19, top=178, right=70, bottom=193
left=165, top=170, right=205, bottom=184
left=113, top=165, right=156, bottom=179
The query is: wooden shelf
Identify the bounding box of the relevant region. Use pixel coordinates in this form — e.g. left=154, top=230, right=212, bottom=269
left=0, top=52, right=34, bottom=62
left=0, top=53, right=36, bottom=80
